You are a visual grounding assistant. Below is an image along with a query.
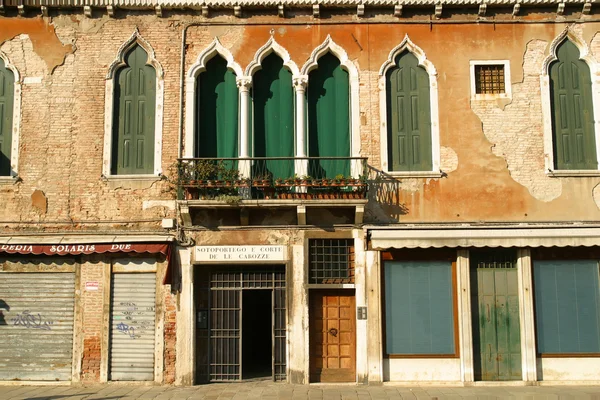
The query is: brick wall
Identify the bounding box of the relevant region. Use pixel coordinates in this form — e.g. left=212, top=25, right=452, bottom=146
left=80, top=259, right=105, bottom=382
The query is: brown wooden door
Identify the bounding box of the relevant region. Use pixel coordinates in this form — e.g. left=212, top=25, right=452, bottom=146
left=309, top=290, right=356, bottom=382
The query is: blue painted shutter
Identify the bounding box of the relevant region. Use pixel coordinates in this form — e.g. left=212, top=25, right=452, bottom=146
left=550, top=40, right=597, bottom=170
left=387, top=51, right=432, bottom=171
left=112, top=45, right=156, bottom=175
left=0, top=58, right=14, bottom=176
left=534, top=260, right=600, bottom=353
left=384, top=261, right=455, bottom=354
left=307, top=52, right=350, bottom=178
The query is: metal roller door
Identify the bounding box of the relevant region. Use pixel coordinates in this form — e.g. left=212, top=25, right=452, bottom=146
left=0, top=272, right=75, bottom=381
left=109, top=273, right=156, bottom=381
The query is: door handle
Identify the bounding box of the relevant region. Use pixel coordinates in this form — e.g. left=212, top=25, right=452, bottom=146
left=328, top=328, right=338, bottom=337
left=487, top=304, right=490, bottom=322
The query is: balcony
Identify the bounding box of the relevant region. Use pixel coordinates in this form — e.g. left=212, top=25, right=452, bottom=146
left=175, top=157, right=369, bottom=227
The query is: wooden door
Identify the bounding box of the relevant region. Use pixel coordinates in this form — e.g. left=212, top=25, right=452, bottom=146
left=472, top=266, right=522, bottom=381
left=309, top=290, right=356, bottom=382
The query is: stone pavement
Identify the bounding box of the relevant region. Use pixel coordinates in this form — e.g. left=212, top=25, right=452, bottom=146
left=1, top=382, right=600, bottom=400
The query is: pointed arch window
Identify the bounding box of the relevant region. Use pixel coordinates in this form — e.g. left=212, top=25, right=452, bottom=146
left=112, top=45, right=156, bottom=175
left=379, top=37, right=440, bottom=177
left=252, top=53, right=294, bottom=179
left=308, top=52, right=351, bottom=178
left=195, top=55, right=239, bottom=159
left=550, top=40, right=597, bottom=170
left=386, top=51, right=432, bottom=172
left=0, top=57, right=15, bottom=177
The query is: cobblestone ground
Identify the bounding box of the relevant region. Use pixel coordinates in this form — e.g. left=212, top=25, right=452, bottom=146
left=2, top=382, right=600, bottom=400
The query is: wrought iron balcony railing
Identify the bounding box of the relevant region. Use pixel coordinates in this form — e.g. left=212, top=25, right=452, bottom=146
left=175, top=157, right=368, bottom=201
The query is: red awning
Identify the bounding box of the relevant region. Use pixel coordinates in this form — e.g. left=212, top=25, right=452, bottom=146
left=0, top=243, right=170, bottom=256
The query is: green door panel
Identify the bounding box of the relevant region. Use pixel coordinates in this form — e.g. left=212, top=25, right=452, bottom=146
left=253, top=53, right=294, bottom=179
left=471, top=251, right=522, bottom=381
left=550, top=40, right=597, bottom=170
left=0, top=58, right=14, bottom=176
left=112, top=45, right=156, bottom=175
left=387, top=51, right=432, bottom=172
left=307, top=52, right=350, bottom=178
left=196, top=56, right=238, bottom=161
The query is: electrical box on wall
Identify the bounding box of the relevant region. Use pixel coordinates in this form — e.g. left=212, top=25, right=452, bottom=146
left=357, top=306, right=367, bottom=320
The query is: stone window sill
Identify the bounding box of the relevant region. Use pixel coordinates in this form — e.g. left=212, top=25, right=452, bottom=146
left=385, top=171, right=444, bottom=179
left=547, top=170, right=600, bottom=177
left=102, top=174, right=162, bottom=189
left=0, top=176, right=19, bottom=185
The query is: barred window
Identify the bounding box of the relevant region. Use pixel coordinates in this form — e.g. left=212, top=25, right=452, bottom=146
left=475, top=64, right=505, bottom=94
left=309, top=239, right=354, bottom=284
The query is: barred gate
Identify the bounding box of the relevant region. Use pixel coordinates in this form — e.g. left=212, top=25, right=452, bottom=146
left=195, top=266, right=286, bottom=383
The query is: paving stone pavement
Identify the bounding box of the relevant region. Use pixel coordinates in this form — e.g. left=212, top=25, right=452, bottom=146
left=2, top=382, right=600, bottom=400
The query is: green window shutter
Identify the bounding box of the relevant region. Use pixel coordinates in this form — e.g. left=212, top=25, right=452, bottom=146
left=0, top=58, right=14, bottom=177
left=307, top=52, right=350, bottom=178
left=384, top=261, right=455, bottom=355
left=550, top=40, right=597, bottom=170
left=112, top=45, right=156, bottom=175
left=196, top=56, right=239, bottom=160
left=386, top=51, right=432, bottom=172
left=253, top=53, right=294, bottom=179
left=534, top=260, right=600, bottom=353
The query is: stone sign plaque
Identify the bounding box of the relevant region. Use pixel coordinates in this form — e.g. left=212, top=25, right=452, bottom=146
left=195, top=245, right=287, bottom=263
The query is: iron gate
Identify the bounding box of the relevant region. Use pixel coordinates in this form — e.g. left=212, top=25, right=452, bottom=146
left=195, top=266, right=286, bottom=383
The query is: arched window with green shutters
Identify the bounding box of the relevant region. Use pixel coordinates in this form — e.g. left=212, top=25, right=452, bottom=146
left=386, top=51, right=432, bottom=172
left=550, top=40, right=597, bottom=170
left=252, top=53, right=294, bottom=179
left=0, top=57, right=14, bottom=177
left=195, top=56, right=239, bottom=160
left=307, top=52, right=350, bottom=178
left=111, top=45, right=156, bottom=175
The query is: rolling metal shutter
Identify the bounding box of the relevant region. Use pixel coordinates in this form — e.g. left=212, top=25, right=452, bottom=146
left=0, top=272, right=75, bottom=381
left=109, top=273, right=156, bottom=381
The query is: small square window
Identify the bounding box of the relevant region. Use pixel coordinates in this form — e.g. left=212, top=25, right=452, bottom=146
left=470, top=60, right=511, bottom=100
left=308, top=238, right=354, bottom=284
left=475, top=64, right=505, bottom=94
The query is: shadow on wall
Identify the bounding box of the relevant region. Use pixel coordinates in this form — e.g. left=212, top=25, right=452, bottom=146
left=0, top=299, right=8, bottom=325
left=365, top=166, right=409, bottom=223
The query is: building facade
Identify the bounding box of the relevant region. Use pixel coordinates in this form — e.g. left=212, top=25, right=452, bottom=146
left=0, top=0, right=600, bottom=386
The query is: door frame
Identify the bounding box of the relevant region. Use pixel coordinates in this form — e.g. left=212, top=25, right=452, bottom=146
left=308, top=288, right=357, bottom=383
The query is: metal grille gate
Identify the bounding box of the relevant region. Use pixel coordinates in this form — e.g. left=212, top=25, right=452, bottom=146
left=195, top=266, right=286, bottom=383
left=109, top=273, right=156, bottom=381
left=0, top=272, right=75, bottom=381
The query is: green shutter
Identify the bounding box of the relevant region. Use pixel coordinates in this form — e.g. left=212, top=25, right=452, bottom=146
left=308, top=52, right=350, bottom=178
left=550, top=40, right=597, bottom=170
left=253, top=53, right=294, bottom=179
left=384, top=261, right=455, bottom=355
left=196, top=56, right=238, bottom=160
left=534, top=260, right=600, bottom=353
left=112, top=45, right=156, bottom=175
left=0, top=58, right=14, bottom=176
left=386, top=51, right=432, bottom=172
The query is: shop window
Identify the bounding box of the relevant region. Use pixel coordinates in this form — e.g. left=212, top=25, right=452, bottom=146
left=384, top=260, right=456, bottom=356
left=308, top=238, right=354, bottom=284
left=533, top=260, right=600, bottom=354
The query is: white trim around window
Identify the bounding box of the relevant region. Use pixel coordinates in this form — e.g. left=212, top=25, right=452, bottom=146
left=540, top=26, right=600, bottom=176
left=0, top=51, right=21, bottom=183
left=378, top=35, right=441, bottom=177
left=102, top=29, right=164, bottom=178
left=469, top=59, right=512, bottom=101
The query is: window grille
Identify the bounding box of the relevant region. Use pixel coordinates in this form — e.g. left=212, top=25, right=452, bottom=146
left=471, top=249, right=517, bottom=269
left=309, top=239, right=355, bottom=284
left=475, top=64, right=505, bottom=94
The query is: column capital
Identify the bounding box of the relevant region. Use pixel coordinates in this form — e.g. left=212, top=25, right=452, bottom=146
left=236, top=76, right=252, bottom=92
left=292, top=75, right=308, bottom=91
